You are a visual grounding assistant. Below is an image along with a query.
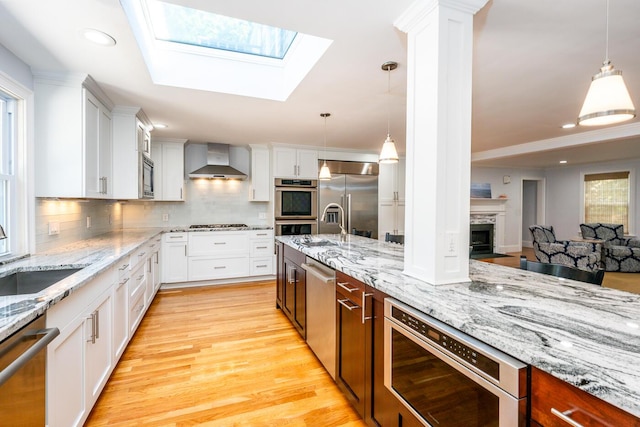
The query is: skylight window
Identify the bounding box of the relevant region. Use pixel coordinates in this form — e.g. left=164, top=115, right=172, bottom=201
left=121, top=0, right=332, bottom=100
left=147, top=1, right=297, bottom=60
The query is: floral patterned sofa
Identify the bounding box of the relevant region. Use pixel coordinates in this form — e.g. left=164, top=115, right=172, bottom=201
left=529, top=225, right=602, bottom=272
left=579, top=223, right=640, bottom=272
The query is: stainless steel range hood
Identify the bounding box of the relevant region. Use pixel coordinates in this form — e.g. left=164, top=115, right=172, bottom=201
left=188, top=143, right=247, bottom=180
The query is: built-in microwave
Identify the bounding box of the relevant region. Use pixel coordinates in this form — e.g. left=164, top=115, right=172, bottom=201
left=140, top=155, right=154, bottom=199
left=274, top=178, right=317, bottom=220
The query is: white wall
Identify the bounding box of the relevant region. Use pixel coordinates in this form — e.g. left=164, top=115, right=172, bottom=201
left=544, top=158, right=640, bottom=240
left=471, top=166, right=545, bottom=252
left=0, top=43, right=32, bottom=90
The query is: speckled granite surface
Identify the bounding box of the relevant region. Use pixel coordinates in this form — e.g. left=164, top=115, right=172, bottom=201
left=0, top=229, right=164, bottom=341
left=277, top=234, right=640, bottom=418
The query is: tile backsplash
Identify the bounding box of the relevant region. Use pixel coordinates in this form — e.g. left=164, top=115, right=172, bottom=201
left=35, top=199, right=124, bottom=253
left=123, top=179, right=271, bottom=228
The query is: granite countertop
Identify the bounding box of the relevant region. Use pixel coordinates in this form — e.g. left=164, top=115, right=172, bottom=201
left=167, top=225, right=273, bottom=232
left=277, top=234, right=640, bottom=418
left=0, top=228, right=163, bottom=341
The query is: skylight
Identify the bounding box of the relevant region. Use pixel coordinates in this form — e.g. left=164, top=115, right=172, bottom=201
left=120, top=0, right=332, bottom=101
left=147, top=1, right=297, bottom=60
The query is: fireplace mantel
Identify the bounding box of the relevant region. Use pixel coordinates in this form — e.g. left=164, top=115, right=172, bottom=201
left=470, top=198, right=508, bottom=253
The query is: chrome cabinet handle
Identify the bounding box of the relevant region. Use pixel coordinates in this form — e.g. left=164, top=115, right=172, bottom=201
left=214, top=266, right=226, bottom=269
left=119, top=277, right=130, bottom=287
left=257, top=246, right=268, bottom=249
left=337, top=281, right=358, bottom=293
left=551, top=408, right=584, bottom=427
left=87, top=312, right=96, bottom=344
left=118, top=263, right=129, bottom=271
left=256, top=264, right=267, bottom=268
left=95, top=309, right=100, bottom=340
left=138, top=251, right=146, bottom=257
left=0, top=327, right=59, bottom=387
left=362, top=292, right=373, bottom=324
left=214, top=242, right=226, bottom=245
left=337, top=298, right=360, bottom=311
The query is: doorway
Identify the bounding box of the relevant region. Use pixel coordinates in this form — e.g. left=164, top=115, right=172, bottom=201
left=521, top=178, right=545, bottom=248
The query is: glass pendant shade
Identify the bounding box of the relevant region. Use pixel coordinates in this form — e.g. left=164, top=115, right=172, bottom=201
left=319, top=161, right=332, bottom=180
left=578, top=61, right=636, bottom=126
left=379, top=135, right=399, bottom=164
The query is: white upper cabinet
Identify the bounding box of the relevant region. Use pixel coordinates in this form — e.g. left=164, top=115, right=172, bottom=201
left=152, top=138, right=186, bottom=201
left=249, top=145, right=270, bottom=201
left=273, top=146, right=318, bottom=179
left=34, top=73, right=113, bottom=199
left=378, top=159, right=406, bottom=238
left=111, top=106, right=152, bottom=200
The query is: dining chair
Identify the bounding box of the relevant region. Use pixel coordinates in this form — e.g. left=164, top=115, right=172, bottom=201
left=519, top=256, right=604, bottom=285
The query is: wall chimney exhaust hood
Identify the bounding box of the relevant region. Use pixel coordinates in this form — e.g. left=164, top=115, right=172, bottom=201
left=188, top=143, right=247, bottom=180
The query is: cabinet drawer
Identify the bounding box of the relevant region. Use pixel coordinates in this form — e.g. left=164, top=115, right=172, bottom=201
left=250, top=257, right=273, bottom=276
left=130, top=246, right=149, bottom=270
left=129, top=288, right=145, bottom=334
left=250, top=239, right=273, bottom=257
left=531, top=366, right=640, bottom=426
left=188, top=232, right=249, bottom=257
left=249, top=229, right=273, bottom=239
left=116, top=257, right=131, bottom=279
left=188, top=256, right=250, bottom=281
left=129, top=263, right=146, bottom=304
left=163, top=232, right=188, bottom=243
left=336, top=271, right=365, bottom=305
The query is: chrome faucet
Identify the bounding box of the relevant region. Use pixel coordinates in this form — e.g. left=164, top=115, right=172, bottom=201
left=320, top=203, right=348, bottom=240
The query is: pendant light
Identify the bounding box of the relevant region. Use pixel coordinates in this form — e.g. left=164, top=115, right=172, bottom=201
left=319, top=113, right=332, bottom=180
left=379, top=61, right=399, bottom=163
left=578, top=0, right=635, bottom=126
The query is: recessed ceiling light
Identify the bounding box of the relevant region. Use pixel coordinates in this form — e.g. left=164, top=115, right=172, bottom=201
left=80, top=28, right=116, bottom=46
left=153, top=123, right=168, bottom=129
left=559, top=160, right=568, bottom=164
left=561, top=123, right=576, bottom=129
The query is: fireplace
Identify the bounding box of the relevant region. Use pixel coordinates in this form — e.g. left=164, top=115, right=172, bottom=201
left=470, top=223, right=494, bottom=255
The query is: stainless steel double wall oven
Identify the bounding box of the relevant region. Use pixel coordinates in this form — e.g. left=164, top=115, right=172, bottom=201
left=274, top=178, right=318, bottom=235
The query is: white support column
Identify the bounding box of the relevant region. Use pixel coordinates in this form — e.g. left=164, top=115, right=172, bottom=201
left=396, top=0, right=488, bottom=285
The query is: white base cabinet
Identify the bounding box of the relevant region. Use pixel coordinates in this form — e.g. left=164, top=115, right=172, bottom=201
left=47, top=236, right=161, bottom=427
left=161, top=232, right=189, bottom=283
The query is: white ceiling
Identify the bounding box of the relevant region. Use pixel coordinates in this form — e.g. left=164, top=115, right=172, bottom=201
left=0, top=0, right=639, bottom=169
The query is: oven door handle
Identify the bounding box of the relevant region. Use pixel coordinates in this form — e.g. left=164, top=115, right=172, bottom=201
left=0, top=327, right=60, bottom=387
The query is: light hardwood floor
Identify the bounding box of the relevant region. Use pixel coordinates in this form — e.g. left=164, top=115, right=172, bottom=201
left=480, top=247, right=640, bottom=294
left=86, top=281, right=365, bottom=427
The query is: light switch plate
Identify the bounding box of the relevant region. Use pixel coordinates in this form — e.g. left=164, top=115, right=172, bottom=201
left=162, top=213, right=169, bottom=222
left=258, top=212, right=266, bottom=220
left=445, top=231, right=458, bottom=257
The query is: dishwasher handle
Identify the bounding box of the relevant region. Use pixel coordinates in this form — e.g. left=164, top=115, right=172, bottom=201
left=301, top=263, right=335, bottom=283
left=0, top=327, right=60, bottom=388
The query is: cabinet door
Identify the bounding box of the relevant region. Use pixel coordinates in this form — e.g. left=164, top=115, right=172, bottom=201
left=84, top=90, right=101, bottom=198
left=85, top=293, right=113, bottom=407
left=250, top=146, right=270, bottom=201
left=48, top=318, right=86, bottom=427
left=296, top=149, right=318, bottom=179
left=273, top=147, right=298, bottom=178
left=98, top=107, right=112, bottom=198
left=113, top=274, right=129, bottom=360
left=283, top=258, right=296, bottom=318
left=162, top=143, right=184, bottom=201
left=276, top=242, right=284, bottom=308
left=293, top=265, right=306, bottom=338
left=378, top=200, right=397, bottom=238
left=152, top=248, right=161, bottom=292
left=162, top=242, right=188, bottom=283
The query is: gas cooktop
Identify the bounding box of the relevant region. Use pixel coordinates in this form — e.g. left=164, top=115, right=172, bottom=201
left=189, top=224, right=248, bottom=229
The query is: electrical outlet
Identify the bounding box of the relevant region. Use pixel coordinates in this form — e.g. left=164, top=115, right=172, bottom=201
left=445, top=231, right=458, bottom=257
left=48, top=221, right=60, bottom=236
left=86, top=216, right=91, bottom=229
left=162, top=213, right=169, bottom=222
left=258, top=212, right=266, bottom=220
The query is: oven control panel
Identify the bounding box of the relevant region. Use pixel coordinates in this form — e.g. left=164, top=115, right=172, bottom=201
left=391, top=306, right=500, bottom=380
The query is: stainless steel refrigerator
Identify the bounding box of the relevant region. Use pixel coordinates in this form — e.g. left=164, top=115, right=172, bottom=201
left=318, top=160, right=378, bottom=239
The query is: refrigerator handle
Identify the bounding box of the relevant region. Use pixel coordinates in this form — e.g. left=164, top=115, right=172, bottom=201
left=347, top=193, right=352, bottom=233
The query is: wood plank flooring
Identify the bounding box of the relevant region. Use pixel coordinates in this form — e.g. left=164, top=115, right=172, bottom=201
left=86, top=281, right=365, bottom=427
left=480, top=247, right=640, bottom=294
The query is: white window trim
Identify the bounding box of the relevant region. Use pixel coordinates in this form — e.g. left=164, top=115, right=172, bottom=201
left=0, top=70, right=34, bottom=258
left=580, top=168, right=636, bottom=236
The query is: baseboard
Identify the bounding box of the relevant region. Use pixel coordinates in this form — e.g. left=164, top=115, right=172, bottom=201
left=161, top=275, right=276, bottom=290
left=522, top=240, right=533, bottom=248
left=498, top=244, right=522, bottom=254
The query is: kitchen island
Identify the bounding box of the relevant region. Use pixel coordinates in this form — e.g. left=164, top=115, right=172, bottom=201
left=277, top=233, right=640, bottom=420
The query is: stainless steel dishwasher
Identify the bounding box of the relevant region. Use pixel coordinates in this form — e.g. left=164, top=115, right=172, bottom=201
left=0, top=314, right=60, bottom=426
left=301, top=258, right=336, bottom=379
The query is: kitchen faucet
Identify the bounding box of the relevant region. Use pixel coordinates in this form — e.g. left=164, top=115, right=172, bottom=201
left=320, top=203, right=348, bottom=241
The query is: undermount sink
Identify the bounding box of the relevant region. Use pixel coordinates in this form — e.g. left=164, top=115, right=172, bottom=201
left=0, top=268, right=83, bottom=296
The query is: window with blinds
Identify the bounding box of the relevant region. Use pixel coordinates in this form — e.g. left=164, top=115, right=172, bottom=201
left=584, top=171, right=630, bottom=232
